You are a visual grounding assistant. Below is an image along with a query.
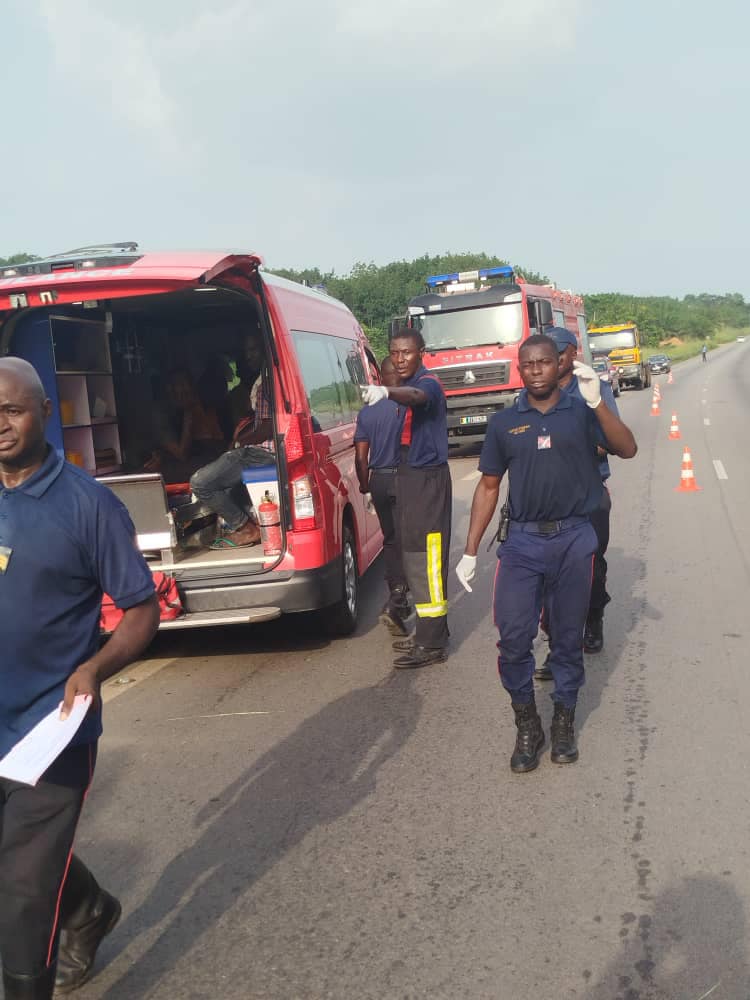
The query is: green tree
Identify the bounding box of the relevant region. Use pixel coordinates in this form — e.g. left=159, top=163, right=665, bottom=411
left=0, top=253, right=39, bottom=266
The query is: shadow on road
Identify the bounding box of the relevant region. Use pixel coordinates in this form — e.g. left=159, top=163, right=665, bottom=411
left=96, top=671, right=422, bottom=998
left=584, top=874, right=749, bottom=999
left=574, top=546, right=662, bottom=734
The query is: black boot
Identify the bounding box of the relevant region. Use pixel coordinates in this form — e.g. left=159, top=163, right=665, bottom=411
left=583, top=612, right=604, bottom=654
left=550, top=702, right=579, bottom=764
left=510, top=701, right=545, bottom=773
left=379, top=585, right=410, bottom=637
left=55, top=860, right=121, bottom=994
left=2, top=967, right=56, bottom=999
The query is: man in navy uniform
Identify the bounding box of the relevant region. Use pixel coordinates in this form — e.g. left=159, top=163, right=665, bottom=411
left=354, top=357, right=409, bottom=635
left=0, top=358, right=159, bottom=998
left=361, top=329, right=451, bottom=668
left=455, top=335, right=637, bottom=772
left=535, top=326, right=619, bottom=669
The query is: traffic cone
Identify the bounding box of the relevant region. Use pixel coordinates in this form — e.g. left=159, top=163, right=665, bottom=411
left=654, top=384, right=661, bottom=399
left=650, top=395, right=661, bottom=416
left=668, top=413, right=681, bottom=440
left=675, top=447, right=701, bottom=492
left=667, top=371, right=673, bottom=384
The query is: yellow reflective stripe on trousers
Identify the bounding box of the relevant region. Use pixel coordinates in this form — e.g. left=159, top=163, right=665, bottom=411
left=415, top=601, right=449, bottom=618
left=415, top=531, right=446, bottom=619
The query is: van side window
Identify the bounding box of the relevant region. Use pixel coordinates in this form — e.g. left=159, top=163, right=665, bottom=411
left=331, top=340, right=365, bottom=421
left=553, top=309, right=565, bottom=327
left=291, top=331, right=357, bottom=430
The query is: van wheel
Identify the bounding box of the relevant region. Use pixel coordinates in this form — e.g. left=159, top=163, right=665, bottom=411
left=320, top=524, right=358, bottom=636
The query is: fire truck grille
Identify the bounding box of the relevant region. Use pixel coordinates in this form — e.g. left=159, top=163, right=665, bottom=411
left=433, top=362, right=511, bottom=391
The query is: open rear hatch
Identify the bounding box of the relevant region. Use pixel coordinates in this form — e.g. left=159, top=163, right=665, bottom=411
left=0, top=245, right=287, bottom=627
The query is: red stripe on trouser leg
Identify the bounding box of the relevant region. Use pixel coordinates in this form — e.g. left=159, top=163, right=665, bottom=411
left=45, top=745, right=95, bottom=968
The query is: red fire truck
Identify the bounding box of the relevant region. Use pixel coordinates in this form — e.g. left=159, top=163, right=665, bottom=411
left=404, top=266, right=589, bottom=443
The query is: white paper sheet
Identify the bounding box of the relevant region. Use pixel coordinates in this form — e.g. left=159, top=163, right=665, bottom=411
left=0, top=695, right=92, bottom=786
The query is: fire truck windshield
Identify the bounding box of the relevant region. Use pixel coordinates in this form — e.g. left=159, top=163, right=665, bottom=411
left=415, top=302, right=524, bottom=351
left=588, top=329, right=636, bottom=352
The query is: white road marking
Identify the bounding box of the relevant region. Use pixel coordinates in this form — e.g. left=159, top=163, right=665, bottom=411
left=695, top=982, right=721, bottom=1000
left=461, top=469, right=482, bottom=482
left=713, top=459, right=728, bottom=480
left=701, top=399, right=707, bottom=406
left=166, top=712, right=271, bottom=722
left=704, top=418, right=711, bottom=426
left=102, top=658, right=177, bottom=703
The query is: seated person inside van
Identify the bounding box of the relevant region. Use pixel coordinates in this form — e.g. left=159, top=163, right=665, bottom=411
left=189, top=331, right=275, bottom=548
left=197, top=354, right=235, bottom=442
left=145, top=368, right=226, bottom=483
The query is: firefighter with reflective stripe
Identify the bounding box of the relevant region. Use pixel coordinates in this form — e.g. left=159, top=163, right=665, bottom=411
left=360, top=329, right=451, bottom=668
left=455, top=335, right=637, bottom=772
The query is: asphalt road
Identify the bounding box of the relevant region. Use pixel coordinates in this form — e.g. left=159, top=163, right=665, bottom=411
left=65, top=341, right=750, bottom=1000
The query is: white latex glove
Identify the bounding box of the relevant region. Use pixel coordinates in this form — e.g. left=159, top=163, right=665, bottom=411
left=573, top=361, right=602, bottom=409
left=360, top=384, right=389, bottom=406
left=455, top=553, right=477, bottom=593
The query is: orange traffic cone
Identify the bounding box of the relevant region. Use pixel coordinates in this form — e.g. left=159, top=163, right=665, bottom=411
left=675, top=447, right=701, bottom=492
left=654, top=384, right=661, bottom=398
left=651, top=396, right=661, bottom=416
left=668, top=414, right=681, bottom=439
left=667, top=371, right=673, bottom=384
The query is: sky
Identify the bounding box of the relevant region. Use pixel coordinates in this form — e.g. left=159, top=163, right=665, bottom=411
left=2, top=0, right=749, bottom=297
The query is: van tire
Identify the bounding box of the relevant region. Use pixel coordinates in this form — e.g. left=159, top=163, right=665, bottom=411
left=320, top=524, right=358, bottom=636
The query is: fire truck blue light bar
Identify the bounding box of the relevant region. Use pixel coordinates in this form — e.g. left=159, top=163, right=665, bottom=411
left=426, top=265, right=514, bottom=288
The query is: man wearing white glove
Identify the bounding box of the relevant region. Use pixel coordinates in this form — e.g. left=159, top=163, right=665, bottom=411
left=362, top=328, right=452, bottom=669
left=532, top=328, right=621, bottom=675
left=457, top=333, right=636, bottom=773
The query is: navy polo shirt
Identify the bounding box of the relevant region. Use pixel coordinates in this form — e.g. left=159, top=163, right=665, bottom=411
left=564, top=375, right=618, bottom=481
left=354, top=399, right=404, bottom=469
left=479, top=390, right=604, bottom=522
left=0, top=447, right=155, bottom=758
left=404, top=365, right=448, bottom=467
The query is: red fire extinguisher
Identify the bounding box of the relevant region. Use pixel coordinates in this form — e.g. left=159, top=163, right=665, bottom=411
left=258, top=490, right=282, bottom=557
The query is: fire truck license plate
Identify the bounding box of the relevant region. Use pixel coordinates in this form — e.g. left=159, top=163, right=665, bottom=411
left=460, top=415, right=487, bottom=425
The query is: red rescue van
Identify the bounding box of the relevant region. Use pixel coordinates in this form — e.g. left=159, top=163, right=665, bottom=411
left=0, top=244, right=383, bottom=633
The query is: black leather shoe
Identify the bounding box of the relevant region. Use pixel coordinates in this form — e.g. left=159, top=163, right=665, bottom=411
left=55, top=889, right=121, bottom=994
left=3, top=967, right=56, bottom=999
left=583, top=613, right=604, bottom=654
left=510, top=702, right=545, bottom=773
left=533, top=653, right=553, bottom=681
left=393, top=645, right=447, bottom=669
left=550, top=702, right=579, bottom=764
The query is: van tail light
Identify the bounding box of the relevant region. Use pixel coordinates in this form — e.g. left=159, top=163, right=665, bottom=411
left=284, top=413, right=322, bottom=531
left=284, top=412, right=305, bottom=462
left=291, top=474, right=319, bottom=531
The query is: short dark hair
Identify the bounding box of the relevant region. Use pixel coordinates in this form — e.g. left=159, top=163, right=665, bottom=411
left=390, top=327, right=425, bottom=351
left=518, top=334, right=557, bottom=358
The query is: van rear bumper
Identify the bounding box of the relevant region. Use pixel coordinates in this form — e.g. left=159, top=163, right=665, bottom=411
left=180, top=557, right=342, bottom=614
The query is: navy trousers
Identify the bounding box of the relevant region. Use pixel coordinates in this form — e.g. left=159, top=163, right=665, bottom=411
left=493, top=519, right=597, bottom=708
left=369, top=468, right=407, bottom=592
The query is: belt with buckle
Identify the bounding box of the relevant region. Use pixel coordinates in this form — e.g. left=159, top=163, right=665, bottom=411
left=512, top=516, right=589, bottom=535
